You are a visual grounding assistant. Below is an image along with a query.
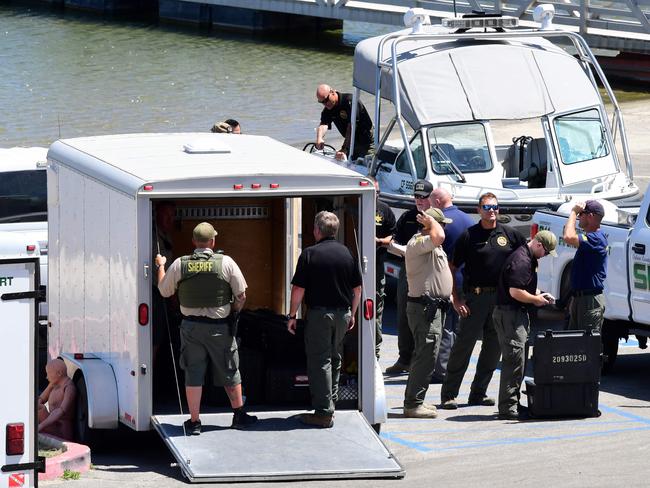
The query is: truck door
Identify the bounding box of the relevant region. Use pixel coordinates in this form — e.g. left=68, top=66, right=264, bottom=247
left=628, top=206, right=650, bottom=323
left=1, top=257, right=43, bottom=488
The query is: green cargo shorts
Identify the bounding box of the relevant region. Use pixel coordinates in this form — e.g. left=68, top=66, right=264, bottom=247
left=179, top=319, right=241, bottom=387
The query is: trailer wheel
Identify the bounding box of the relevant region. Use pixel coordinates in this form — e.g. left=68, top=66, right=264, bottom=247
left=601, top=320, right=619, bottom=374
left=74, top=375, right=95, bottom=445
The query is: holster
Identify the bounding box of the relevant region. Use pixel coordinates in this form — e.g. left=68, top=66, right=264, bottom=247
left=229, top=311, right=240, bottom=337
left=423, top=294, right=451, bottom=322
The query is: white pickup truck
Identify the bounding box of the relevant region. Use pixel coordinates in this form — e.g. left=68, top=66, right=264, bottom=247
left=533, top=194, right=649, bottom=371
left=0, top=147, right=48, bottom=317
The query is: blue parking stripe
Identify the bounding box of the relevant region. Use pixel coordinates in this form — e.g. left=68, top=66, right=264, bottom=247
left=599, top=404, right=650, bottom=424
left=380, top=432, right=432, bottom=452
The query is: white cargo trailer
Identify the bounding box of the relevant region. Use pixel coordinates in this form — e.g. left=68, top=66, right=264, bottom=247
left=46, top=133, right=403, bottom=482
left=1, top=257, right=43, bottom=488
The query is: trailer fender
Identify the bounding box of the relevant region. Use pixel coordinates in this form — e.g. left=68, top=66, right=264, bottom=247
left=60, top=353, right=118, bottom=429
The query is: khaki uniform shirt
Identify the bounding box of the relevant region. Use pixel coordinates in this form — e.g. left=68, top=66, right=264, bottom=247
left=158, top=248, right=247, bottom=319
left=405, top=233, right=453, bottom=298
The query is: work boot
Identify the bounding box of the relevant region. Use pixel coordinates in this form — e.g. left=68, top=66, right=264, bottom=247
left=468, top=395, right=496, bottom=406
left=299, top=413, right=334, bottom=428
left=440, top=398, right=458, bottom=410
left=385, top=361, right=409, bottom=375
left=423, top=403, right=439, bottom=414
left=404, top=405, right=438, bottom=419
left=497, top=411, right=519, bottom=421
left=183, top=418, right=202, bottom=436
left=231, top=409, right=258, bottom=430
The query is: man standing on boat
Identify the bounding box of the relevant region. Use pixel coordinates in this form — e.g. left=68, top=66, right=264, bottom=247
left=315, top=84, right=374, bottom=162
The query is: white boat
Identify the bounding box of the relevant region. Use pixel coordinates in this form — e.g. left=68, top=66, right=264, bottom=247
left=337, top=7, right=639, bottom=228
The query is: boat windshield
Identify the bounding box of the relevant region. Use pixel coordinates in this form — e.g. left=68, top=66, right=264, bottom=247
left=0, top=170, right=47, bottom=223
left=554, top=108, right=609, bottom=165
left=426, top=123, right=493, bottom=175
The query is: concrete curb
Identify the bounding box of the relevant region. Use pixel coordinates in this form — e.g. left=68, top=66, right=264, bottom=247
left=38, top=434, right=91, bottom=481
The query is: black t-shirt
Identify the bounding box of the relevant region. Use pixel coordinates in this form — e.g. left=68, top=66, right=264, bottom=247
left=320, top=92, right=374, bottom=148
left=393, top=207, right=421, bottom=247
left=452, top=222, right=526, bottom=288
left=376, top=199, right=396, bottom=258
left=291, top=237, right=362, bottom=308
left=497, top=244, right=538, bottom=306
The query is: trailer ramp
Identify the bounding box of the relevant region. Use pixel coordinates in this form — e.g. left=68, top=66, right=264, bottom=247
left=152, top=410, right=404, bottom=482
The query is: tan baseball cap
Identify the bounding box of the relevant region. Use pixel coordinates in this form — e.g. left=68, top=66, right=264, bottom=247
left=193, top=222, right=217, bottom=241
left=424, top=207, right=453, bottom=224
left=535, top=230, right=558, bottom=257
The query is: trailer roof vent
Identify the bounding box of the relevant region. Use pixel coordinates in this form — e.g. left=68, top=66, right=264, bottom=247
left=183, top=138, right=231, bottom=154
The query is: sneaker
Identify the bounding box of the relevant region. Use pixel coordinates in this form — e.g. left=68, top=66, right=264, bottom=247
left=385, top=361, right=409, bottom=375
left=183, top=418, right=201, bottom=436
left=440, top=398, right=458, bottom=410
left=468, top=395, right=496, bottom=406
left=423, top=403, right=439, bottom=414
left=231, top=410, right=258, bottom=430
left=404, top=405, right=438, bottom=419
left=299, top=413, right=334, bottom=428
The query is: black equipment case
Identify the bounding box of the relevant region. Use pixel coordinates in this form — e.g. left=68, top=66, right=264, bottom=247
left=525, top=329, right=602, bottom=418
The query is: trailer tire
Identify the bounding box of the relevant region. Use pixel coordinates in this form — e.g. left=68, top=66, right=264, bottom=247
left=74, top=375, right=96, bottom=446
left=601, top=320, right=619, bottom=374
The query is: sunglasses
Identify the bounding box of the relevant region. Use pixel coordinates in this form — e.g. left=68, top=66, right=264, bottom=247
left=318, top=92, right=332, bottom=105
left=481, top=204, right=499, bottom=211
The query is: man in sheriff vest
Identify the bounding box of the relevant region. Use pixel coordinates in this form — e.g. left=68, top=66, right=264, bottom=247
left=156, top=222, right=257, bottom=435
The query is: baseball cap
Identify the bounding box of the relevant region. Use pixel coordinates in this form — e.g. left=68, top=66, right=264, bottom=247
left=193, top=222, right=218, bottom=241
left=424, top=208, right=453, bottom=224
left=535, top=230, right=558, bottom=257
left=211, top=121, right=233, bottom=134
left=413, top=179, right=433, bottom=198
left=583, top=200, right=605, bottom=217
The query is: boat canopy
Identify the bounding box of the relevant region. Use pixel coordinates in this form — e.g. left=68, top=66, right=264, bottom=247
left=353, top=27, right=601, bottom=130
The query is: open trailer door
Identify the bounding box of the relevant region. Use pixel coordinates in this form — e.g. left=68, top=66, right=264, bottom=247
left=1, top=258, right=44, bottom=488
left=151, top=411, right=403, bottom=482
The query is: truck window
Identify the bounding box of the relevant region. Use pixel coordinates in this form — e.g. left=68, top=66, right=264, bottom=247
left=395, top=133, right=427, bottom=179
left=427, top=123, right=492, bottom=174
left=554, top=108, right=608, bottom=165
left=0, top=170, right=47, bottom=223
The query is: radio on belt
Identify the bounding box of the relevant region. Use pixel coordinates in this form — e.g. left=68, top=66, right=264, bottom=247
left=525, top=329, right=602, bottom=418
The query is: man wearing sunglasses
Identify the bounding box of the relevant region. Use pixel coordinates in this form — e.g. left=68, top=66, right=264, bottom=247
left=315, top=84, right=374, bottom=162
left=493, top=230, right=558, bottom=420
left=563, top=200, right=608, bottom=333
left=441, top=193, right=527, bottom=410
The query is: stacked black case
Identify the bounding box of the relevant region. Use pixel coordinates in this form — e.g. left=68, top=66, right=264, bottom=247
left=525, top=329, right=602, bottom=418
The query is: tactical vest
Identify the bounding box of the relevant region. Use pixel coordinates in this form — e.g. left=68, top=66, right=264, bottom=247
left=177, top=251, right=233, bottom=308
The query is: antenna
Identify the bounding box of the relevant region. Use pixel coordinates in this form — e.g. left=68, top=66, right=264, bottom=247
left=57, top=115, right=61, bottom=139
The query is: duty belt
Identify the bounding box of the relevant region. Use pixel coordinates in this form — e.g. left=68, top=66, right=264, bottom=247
left=183, top=315, right=229, bottom=324
left=467, top=286, right=497, bottom=295
left=573, top=289, right=603, bottom=297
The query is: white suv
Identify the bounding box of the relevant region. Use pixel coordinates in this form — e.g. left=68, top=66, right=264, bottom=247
left=0, top=147, right=48, bottom=317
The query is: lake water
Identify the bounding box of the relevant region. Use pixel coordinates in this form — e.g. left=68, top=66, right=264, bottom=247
left=0, top=5, right=646, bottom=149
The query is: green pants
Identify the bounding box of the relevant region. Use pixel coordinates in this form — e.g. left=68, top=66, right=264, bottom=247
left=404, top=301, right=445, bottom=409
left=304, top=308, right=351, bottom=416
left=492, top=306, right=530, bottom=415
left=396, top=266, right=414, bottom=365
left=375, top=251, right=387, bottom=358
left=569, top=294, right=605, bottom=334
left=441, top=291, right=501, bottom=402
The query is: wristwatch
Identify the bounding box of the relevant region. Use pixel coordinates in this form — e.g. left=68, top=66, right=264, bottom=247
left=286, top=314, right=296, bottom=320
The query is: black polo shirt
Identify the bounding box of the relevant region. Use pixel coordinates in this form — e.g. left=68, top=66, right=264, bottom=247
left=497, top=244, right=538, bottom=306
left=291, top=237, right=362, bottom=308
left=320, top=92, right=374, bottom=148
left=393, top=207, right=421, bottom=247
left=452, top=222, right=526, bottom=288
